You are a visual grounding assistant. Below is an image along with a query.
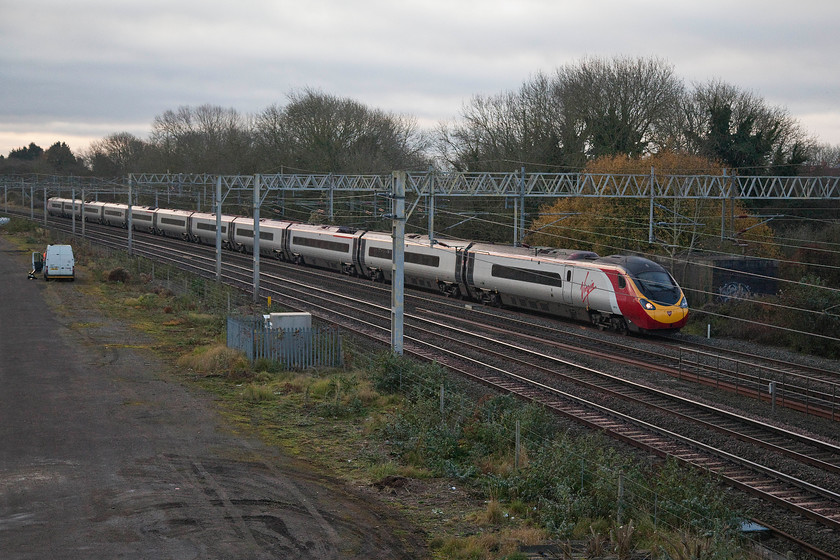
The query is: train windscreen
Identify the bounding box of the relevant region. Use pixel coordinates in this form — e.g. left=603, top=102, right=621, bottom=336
left=634, top=270, right=681, bottom=305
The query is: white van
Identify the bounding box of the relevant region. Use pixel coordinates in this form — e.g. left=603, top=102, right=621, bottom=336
left=43, top=244, right=75, bottom=281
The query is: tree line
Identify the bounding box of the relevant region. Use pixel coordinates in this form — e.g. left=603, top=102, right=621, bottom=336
left=2, top=56, right=839, bottom=178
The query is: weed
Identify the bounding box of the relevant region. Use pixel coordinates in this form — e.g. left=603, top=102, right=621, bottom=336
left=484, top=499, right=504, bottom=525
left=177, top=344, right=250, bottom=378
left=242, top=383, right=274, bottom=402
left=610, top=520, right=635, bottom=559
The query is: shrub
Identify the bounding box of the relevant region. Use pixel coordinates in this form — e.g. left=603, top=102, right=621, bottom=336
left=176, top=344, right=250, bottom=378
left=107, top=267, right=131, bottom=283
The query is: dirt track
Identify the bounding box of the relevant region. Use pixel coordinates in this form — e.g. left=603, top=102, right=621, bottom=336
left=0, top=238, right=427, bottom=559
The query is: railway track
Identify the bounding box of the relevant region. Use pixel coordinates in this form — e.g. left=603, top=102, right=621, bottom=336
left=30, top=213, right=840, bottom=558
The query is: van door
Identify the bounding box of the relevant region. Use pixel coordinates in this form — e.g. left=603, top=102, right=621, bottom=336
left=31, top=252, right=43, bottom=274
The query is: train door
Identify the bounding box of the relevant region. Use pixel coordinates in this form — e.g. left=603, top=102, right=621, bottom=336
left=455, top=245, right=474, bottom=299
left=562, top=266, right=575, bottom=305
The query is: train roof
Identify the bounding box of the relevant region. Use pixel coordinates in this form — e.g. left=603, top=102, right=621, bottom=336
left=596, top=254, right=668, bottom=275
left=470, top=243, right=600, bottom=261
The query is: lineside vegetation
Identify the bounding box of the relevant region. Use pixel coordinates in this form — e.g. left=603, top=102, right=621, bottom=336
left=0, top=223, right=764, bottom=560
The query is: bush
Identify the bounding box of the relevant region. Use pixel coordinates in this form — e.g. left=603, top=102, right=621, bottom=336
left=176, top=344, right=250, bottom=378
left=107, top=267, right=131, bottom=283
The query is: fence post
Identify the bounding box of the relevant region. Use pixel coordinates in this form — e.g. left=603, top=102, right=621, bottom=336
left=515, top=419, right=521, bottom=470
left=617, top=472, right=624, bottom=525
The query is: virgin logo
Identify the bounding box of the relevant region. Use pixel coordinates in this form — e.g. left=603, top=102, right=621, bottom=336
left=580, top=271, right=596, bottom=304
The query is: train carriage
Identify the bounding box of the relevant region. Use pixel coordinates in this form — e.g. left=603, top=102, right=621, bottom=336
left=465, top=244, right=603, bottom=319
left=188, top=212, right=235, bottom=245
left=154, top=208, right=193, bottom=239
left=82, top=201, right=106, bottom=223
left=47, top=198, right=68, bottom=217
left=101, top=203, right=129, bottom=227
left=230, top=217, right=293, bottom=258
left=359, top=231, right=467, bottom=295
left=287, top=223, right=365, bottom=274
left=130, top=206, right=157, bottom=233
left=61, top=199, right=82, bottom=220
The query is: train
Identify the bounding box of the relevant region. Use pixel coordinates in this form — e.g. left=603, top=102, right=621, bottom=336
left=47, top=197, right=689, bottom=334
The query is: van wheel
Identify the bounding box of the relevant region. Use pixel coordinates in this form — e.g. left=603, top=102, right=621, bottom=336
left=44, top=274, right=49, bottom=282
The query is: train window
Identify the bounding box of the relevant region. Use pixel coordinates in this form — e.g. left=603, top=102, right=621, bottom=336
left=618, top=275, right=626, bottom=289
left=293, top=236, right=349, bottom=253
left=491, top=264, right=562, bottom=287
left=368, top=247, right=439, bottom=267
left=161, top=218, right=185, bottom=227
left=236, top=228, right=272, bottom=241
left=369, top=247, right=391, bottom=259
left=566, top=270, right=572, bottom=282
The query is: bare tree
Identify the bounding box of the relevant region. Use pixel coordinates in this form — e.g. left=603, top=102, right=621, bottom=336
left=253, top=88, right=430, bottom=173
left=440, top=57, right=683, bottom=171
left=554, top=56, right=684, bottom=159
left=437, top=73, right=574, bottom=172
left=150, top=105, right=254, bottom=173
left=86, top=132, right=152, bottom=176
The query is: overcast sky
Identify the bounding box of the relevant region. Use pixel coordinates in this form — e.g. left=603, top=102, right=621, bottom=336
left=2, top=0, right=839, bottom=160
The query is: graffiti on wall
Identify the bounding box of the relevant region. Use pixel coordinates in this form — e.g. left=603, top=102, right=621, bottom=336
left=718, top=282, right=752, bottom=302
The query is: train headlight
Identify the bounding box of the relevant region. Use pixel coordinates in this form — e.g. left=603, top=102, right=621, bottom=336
left=680, top=297, right=688, bottom=308
left=639, top=298, right=656, bottom=311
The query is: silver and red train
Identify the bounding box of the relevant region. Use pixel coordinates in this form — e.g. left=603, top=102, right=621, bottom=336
left=48, top=197, right=689, bottom=333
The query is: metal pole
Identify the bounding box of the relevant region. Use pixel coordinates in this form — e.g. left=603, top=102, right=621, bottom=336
left=648, top=166, right=655, bottom=244
left=127, top=175, right=133, bottom=257
left=71, top=188, right=76, bottom=235
left=215, top=176, right=222, bottom=282
left=513, top=197, right=518, bottom=246
left=253, top=174, right=261, bottom=303
left=391, top=171, right=405, bottom=355
left=721, top=169, right=727, bottom=242
left=30, top=185, right=34, bottom=219
left=43, top=188, right=47, bottom=228
left=518, top=166, right=526, bottom=246
left=81, top=188, right=85, bottom=238
left=729, top=169, right=735, bottom=238
left=329, top=174, right=334, bottom=222
left=428, top=170, right=435, bottom=245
